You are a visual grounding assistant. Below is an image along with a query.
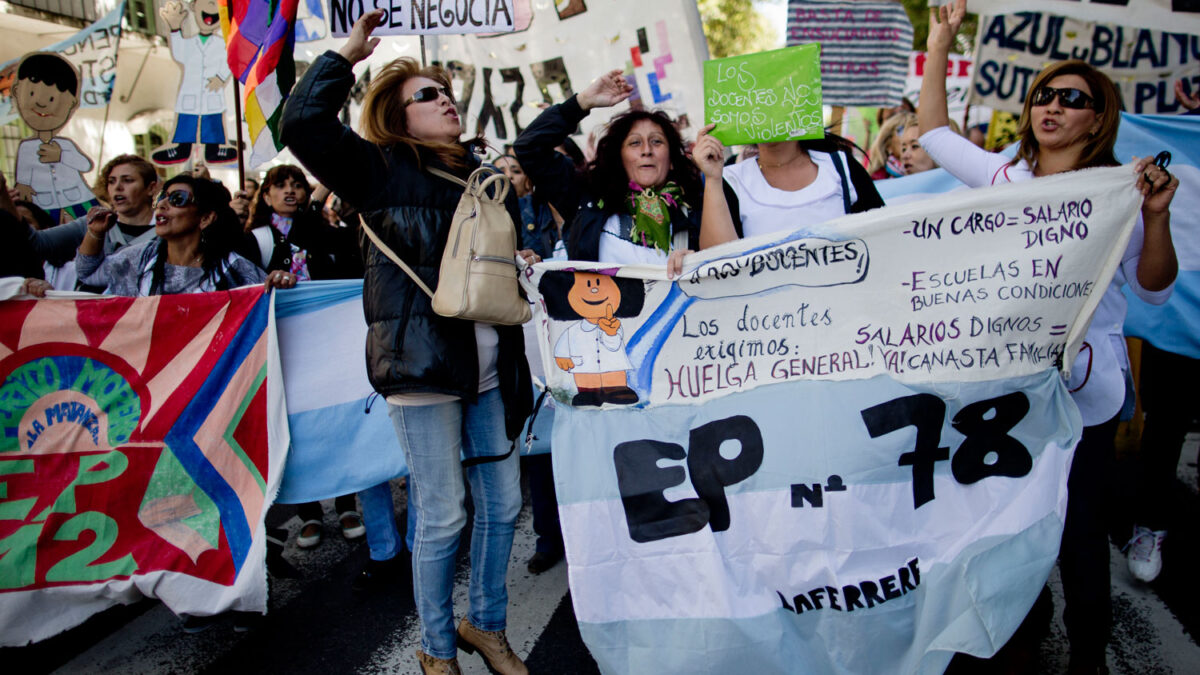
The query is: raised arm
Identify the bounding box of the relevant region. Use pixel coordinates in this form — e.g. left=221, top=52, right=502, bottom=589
left=692, top=124, right=738, bottom=249
left=513, top=69, right=632, bottom=224
left=918, top=0, right=965, bottom=135
left=280, top=10, right=388, bottom=209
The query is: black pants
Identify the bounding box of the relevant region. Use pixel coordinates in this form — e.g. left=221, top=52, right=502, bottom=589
left=1060, top=414, right=1119, bottom=666
left=526, top=453, right=563, bottom=555
left=1134, top=341, right=1200, bottom=529
left=297, top=494, right=359, bottom=523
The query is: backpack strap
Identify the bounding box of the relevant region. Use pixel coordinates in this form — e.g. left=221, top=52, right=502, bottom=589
left=829, top=150, right=853, bottom=214
left=357, top=214, right=435, bottom=299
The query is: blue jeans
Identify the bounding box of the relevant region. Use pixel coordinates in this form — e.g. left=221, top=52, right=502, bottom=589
left=358, top=481, right=401, bottom=561
left=387, top=388, right=521, bottom=660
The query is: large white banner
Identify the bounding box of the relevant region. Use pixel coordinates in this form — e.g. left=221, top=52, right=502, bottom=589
left=423, top=0, right=708, bottom=150
left=952, top=0, right=1200, bottom=35
left=522, top=166, right=1144, bottom=673
left=971, top=12, right=1200, bottom=115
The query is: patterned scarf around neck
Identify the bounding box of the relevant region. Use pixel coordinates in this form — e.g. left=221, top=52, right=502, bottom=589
left=625, top=181, right=682, bottom=252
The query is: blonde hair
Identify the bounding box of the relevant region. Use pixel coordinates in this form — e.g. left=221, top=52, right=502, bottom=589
left=1010, top=60, right=1121, bottom=172
left=360, top=57, right=476, bottom=169
left=868, top=113, right=913, bottom=173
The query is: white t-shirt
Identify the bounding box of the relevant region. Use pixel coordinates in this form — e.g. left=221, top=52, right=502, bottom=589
left=597, top=213, right=690, bottom=265
left=723, top=151, right=858, bottom=239
left=387, top=322, right=499, bottom=406
left=920, top=125, right=1172, bottom=426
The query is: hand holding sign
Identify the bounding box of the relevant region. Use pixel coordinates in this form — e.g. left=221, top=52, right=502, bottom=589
left=338, top=9, right=384, bottom=65
left=691, top=124, right=726, bottom=179
left=598, top=303, right=622, bottom=336
left=578, top=70, right=633, bottom=111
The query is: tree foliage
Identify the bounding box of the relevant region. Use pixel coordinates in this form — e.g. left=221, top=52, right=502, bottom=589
left=699, top=0, right=778, bottom=59
left=900, top=0, right=978, bottom=55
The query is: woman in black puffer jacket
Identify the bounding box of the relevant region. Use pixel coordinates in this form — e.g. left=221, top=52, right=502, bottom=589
left=281, top=11, right=531, bottom=675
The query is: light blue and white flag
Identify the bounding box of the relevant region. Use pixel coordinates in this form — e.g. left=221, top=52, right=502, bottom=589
left=273, top=280, right=404, bottom=503
left=523, top=166, right=1143, bottom=674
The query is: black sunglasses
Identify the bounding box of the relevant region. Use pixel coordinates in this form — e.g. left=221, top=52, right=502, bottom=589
left=1030, top=86, right=1097, bottom=110
left=405, top=85, right=453, bottom=106
left=157, top=189, right=196, bottom=207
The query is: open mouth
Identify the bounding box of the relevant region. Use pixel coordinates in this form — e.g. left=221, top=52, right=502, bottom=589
left=201, top=11, right=219, bottom=25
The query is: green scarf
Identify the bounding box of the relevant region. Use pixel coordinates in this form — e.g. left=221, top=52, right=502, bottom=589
left=625, top=181, right=682, bottom=253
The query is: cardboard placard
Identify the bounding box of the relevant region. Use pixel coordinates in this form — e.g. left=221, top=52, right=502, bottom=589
left=704, top=45, right=823, bottom=146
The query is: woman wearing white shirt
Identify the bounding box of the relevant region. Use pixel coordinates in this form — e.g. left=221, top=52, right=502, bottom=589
left=691, top=124, right=884, bottom=248
left=919, top=2, right=1179, bottom=671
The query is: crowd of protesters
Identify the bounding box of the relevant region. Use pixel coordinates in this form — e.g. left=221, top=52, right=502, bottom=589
left=3, top=0, right=1198, bottom=671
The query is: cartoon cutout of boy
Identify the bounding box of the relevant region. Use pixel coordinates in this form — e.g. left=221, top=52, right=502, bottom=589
left=152, top=0, right=238, bottom=166
left=11, top=53, right=99, bottom=224
left=539, top=270, right=645, bottom=407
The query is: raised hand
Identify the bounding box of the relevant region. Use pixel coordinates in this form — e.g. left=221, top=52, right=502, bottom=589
left=160, top=1, right=188, bottom=31
left=691, top=124, right=725, bottom=179
left=927, top=0, right=966, bottom=56
left=577, top=70, right=633, bottom=111
left=597, top=303, right=622, bottom=336
left=338, top=9, right=384, bottom=65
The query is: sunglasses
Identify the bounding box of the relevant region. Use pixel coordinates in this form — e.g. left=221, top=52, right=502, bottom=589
left=1030, top=86, right=1097, bottom=110
left=157, top=189, right=196, bottom=207
left=405, top=85, right=453, bottom=106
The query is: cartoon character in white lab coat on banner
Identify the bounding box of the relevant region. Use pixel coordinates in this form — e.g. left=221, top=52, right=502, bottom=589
left=540, top=270, right=646, bottom=407
left=11, top=52, right=99, bottom=224
left=152, top=0, right=237, bottom=165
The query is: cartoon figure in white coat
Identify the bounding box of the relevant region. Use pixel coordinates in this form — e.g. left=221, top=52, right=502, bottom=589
left=153, top=0, right=237, bottom=165
left=540, top=270, right=645, bottom=406
left=11, top=52, right=98, bottom=224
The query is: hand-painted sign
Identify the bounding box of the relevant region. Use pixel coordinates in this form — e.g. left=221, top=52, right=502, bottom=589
left=704, top=45, right=824, bottom=146
left=785, top=0, right=914, bottom=107
left=520, top=165, right=1143, bottom=673
left=327, top=0, right=527, bottom=37
left=956, top=0, right=1200, bottom=35
left=971, top=12, right=1200, bottom=115
left=0, top=287, right=286, bottom=646
left=0, top=1, right=124, bottom=126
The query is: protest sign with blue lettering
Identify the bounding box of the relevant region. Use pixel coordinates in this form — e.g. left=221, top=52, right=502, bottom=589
left=955, top=0, right=1200, bottom=35
left=522, top=165, right=1144, bottom=673
left=971, top=12, right=1200, bottom=115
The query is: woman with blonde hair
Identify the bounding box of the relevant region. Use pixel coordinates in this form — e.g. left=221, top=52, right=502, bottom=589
left=281, top=11, right=531, bottom=675
left=920, top=2, right=1178, bottom=671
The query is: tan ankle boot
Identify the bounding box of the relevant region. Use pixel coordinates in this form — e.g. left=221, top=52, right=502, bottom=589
left=456, top=618, right=528, bottom=675
left=416, top=649, right=462, bottom=675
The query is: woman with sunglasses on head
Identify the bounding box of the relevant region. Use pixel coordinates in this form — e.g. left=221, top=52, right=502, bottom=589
left=920, top=2, right=1178, bottom=672
left=281, top=10, right=531, bottom=675
left=74, top=175, right=269, bottom=296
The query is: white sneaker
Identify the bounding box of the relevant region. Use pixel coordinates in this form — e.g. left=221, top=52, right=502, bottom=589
left=1126, top=525, right=1166, bottom=583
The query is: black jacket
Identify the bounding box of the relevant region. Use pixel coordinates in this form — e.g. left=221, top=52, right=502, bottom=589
left=245, top=204, right=364, bottom=280
left=514, top=96, right=710, bottom=262
left=281, top=51, right=531, bottom=439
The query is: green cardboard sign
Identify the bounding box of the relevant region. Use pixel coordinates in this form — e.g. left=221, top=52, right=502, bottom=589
left=704, top=44, right=824, bottom=145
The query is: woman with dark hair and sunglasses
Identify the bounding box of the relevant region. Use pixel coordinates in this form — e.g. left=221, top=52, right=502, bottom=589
left=919, top=2, right=1178, bottom=672
left=74, top=175, right=268, bottom=296
left=281, top=10, right=531, bottom=675
left=514, top=69, right=704, bottom=274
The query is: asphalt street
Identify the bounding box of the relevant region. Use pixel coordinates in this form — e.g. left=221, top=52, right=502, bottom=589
left=7, top=436, right=1200, bottom=675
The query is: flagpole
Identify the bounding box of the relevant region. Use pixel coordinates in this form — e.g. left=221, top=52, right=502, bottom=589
left=97, top=98, right=112, bottom=172
left=420, top=35, right=427, bottom=68
left=233, top=79, right=246, bottom=189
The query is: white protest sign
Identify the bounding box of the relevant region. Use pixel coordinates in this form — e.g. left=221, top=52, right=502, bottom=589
left=971, top=12, right=1200, bottom=115
left=904, top=51, right=992, bottom=130
left=954, top=0, right=1200, bottom=35
left=520, top=166, right=1143, bottom=673
left=423, top=0, right=708, bottom=150
left=327, top=0, right=526, bottom=37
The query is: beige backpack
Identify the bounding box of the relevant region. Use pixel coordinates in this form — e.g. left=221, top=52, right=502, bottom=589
left=360, top=165, right=531, bottom=326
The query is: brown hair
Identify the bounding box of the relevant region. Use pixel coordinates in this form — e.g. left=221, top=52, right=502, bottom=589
left=247, top=164, right=311, bottom=231
left=92, top=154, right=159, bottom=203
left=360, top=57, right=479, bottom=169
left=1010, top=60, right=1121, bottom=172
